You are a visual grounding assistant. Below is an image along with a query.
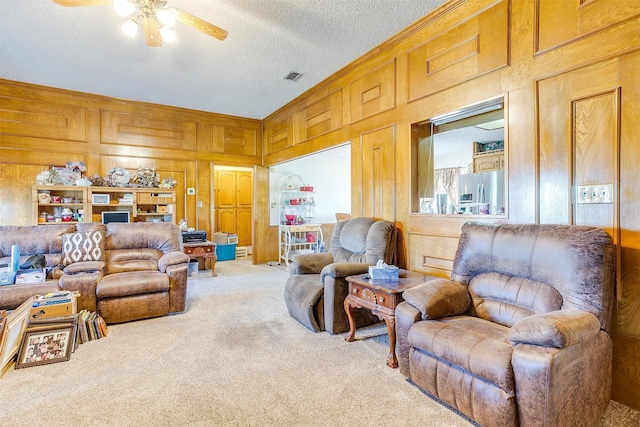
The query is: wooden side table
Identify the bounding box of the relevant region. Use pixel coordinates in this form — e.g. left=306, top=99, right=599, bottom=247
left=183, top=241, right=217, bottom=277
left=344, top=270, right=436, bottom=368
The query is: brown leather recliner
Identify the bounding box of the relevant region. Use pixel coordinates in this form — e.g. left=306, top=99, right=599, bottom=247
left=396, top=222, right=615, bottom=427
left=284, top=217, right=397, bottom=334
left=60, top=222, right=189, bottom=324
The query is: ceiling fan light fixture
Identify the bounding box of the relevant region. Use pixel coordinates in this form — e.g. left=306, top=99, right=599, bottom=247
left=113, top=0, right=135, bottom=17
left=121, top=18, right=139, bottom=38
left=156, top=8, right=176, bottom=28
left=159, top=26, right=176, bottom=43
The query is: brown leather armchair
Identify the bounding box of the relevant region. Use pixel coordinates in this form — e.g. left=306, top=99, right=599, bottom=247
left=396, top=222, right=615, bottom=427
left=284, top=217, right=397, bottom=334
left=60, top=222, right=189, bottom=324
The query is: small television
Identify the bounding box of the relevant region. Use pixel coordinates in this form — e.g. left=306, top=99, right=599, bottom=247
left=101, top=211, right=130, bottom=224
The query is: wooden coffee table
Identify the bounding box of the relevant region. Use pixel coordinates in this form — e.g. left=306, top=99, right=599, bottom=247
left=344, top=270, right=435, bottom=368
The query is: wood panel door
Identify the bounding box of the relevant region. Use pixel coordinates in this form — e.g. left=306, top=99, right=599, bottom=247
left=214, top=169, right=253, bottom=248
left=236, top=171, right=252, bottom=208
left=537, top=52, right=640, bottom=408
left=216, top=208, right=237, bottom=236
left=236, top=208, right=252, bottom=247
left=215, top=170, right=237, bottom=208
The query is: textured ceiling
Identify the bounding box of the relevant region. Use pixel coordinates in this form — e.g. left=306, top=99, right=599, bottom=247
left=0, top=0, right=447, bottom=119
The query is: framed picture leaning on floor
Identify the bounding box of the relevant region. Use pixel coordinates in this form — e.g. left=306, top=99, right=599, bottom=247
left=0, top=297, right=32, bottom=377
left=16, top=324, right=75, bottom=369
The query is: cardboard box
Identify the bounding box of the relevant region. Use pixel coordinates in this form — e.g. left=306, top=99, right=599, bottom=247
left=214, top=232, right=238, bottom=245
left=15, top=268, right=46, bottom=284
left=30, top=296, right=77, bottom=320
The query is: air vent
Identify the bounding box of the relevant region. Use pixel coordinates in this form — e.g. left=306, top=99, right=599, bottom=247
left=283, top=71, right=304, bottom=82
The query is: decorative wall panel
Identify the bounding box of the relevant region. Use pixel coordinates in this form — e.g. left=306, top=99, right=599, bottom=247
left=536, top=0, right=640, bottom=53
left=264, top=115, right=294, bottom=155
left=0, top=164, right=42, bottom=225
left=101, top=111, right=197, bottom=150
left=0, top=94, right=86, bottom=142
left=409, top=232, right=459, bottom=276
left=210, top=125, right=257, bottom=156
left=297, top=90, right=342, bottom=142
left=572, top=91, right=618, bottom=235
left=407, top=0, right=508, bottom=101
left=349, top=60, right=396, bottom=123
left=360, top=126, right=395, bottom=221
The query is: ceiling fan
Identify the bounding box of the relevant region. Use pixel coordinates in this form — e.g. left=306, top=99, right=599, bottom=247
left=52, top=0, right=228, bottom=47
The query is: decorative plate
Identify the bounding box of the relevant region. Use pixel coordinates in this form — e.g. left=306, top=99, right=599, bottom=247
left=108, top=167, right=131, bottom=187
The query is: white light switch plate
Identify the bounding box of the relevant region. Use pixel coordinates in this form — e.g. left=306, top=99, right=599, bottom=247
left=577, top=184, right=613, bottom=204
left=187, top=188, right=195, bottom=195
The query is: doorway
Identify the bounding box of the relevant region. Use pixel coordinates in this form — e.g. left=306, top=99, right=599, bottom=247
left=213, top=166, right=253, bottom=253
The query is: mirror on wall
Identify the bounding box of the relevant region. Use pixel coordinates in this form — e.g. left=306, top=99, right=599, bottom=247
left=411, top=99, right=506, bottom=216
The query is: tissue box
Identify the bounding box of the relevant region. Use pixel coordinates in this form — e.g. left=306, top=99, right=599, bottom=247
left=368, top=265, right=399, bottom=280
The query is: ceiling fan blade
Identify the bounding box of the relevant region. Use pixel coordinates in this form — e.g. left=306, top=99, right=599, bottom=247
left=141, top=15, right=163, bottom=47
left=52, top=0, right=112, bottom=6
left=174, top=9, right=228, bottom=41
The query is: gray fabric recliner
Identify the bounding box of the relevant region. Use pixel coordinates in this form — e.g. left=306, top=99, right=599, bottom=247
left=396, top=222, right=615, bottom=427
left=284, top=217, right=397, bottom=334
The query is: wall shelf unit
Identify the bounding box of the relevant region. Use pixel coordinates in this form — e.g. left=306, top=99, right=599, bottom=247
left=33, top=185, right=176, bottom=225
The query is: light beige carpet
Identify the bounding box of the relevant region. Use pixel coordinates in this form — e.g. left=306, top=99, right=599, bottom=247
left=1, top=260, right=638, bottom=426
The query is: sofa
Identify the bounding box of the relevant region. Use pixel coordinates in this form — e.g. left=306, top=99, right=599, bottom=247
left=0, top=224, right=75, bottom=310
left=284, top=217, right=397, bottom=334
left=396, top=222, right=615, bottom=427
left=0, top=222, right=190, bottom=324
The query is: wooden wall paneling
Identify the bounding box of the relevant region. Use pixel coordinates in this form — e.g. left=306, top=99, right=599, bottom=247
left=98, top=154, right=190, bottom=224
left=349, top=60, right=396, bottom=123
left=360, top=126, right=395, bottom=221
left=611, top=49, right=640, bottom=408
left=0, top=164, right=44, bottom=225
left=537, top=75, right=572, bottom=224
left=506, top=87, right=536, bottom=223
left=195, top=161, right=212, bottom=233
left=611, top=332, right=640, bottom=409
left=536, top=54, right=640, bottom=407
left=615, top=51, right=640, bottom=336
left=253, top=166, right=276, bottom=263
left=264, top=113, right=295, bottom=155
left=297, top=90, right=343, bottom=142
left=195, top=118, right=261, bottom=159
left=0, top=151, right=88, bottom=226
left=572, top=90, right=618, bottom=235
left=407, top=0, right=509, bottom=102
left=408, top=231, right=459, bottom=277
left=100, top=111, right=197, bottom=151
left=208, top=124, right=258, bottom=156
left=536, top=0, right=640, bottom=54
left=0, top=93, right=87, bottom=142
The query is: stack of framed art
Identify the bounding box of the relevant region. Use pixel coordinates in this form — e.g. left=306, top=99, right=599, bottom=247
left=15, top=313, right=79, bottom=370
left=0, top=297, right=108, bottom=375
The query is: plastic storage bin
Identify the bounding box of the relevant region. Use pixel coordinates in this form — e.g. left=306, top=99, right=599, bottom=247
left=187, top=260, right=199, bottom=277
left=216, top=243, right=237, bottom=261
